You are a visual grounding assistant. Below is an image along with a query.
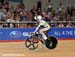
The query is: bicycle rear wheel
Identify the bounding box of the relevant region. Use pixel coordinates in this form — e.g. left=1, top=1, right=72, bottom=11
left=45, top=36, right=58, bottom=49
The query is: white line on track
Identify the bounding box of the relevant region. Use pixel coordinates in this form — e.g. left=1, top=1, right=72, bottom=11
left=1, top=54, right=25, bottom=56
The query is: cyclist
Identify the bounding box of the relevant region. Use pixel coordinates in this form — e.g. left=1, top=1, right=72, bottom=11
left=33, top=15, right=50, bottom=41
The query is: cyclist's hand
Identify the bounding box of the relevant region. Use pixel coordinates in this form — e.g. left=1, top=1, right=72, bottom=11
left=28, top=34, right=31, bottom=37
left=28, top=32, right=35, bottom=37
left=32, top=32, right=35, bottom=36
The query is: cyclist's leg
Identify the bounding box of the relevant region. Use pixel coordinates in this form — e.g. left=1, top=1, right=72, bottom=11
left=39, top=27, right=50, bottom=40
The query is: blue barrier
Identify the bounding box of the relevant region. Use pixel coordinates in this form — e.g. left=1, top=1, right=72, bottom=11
left=0, top=28, right=75, bottom=40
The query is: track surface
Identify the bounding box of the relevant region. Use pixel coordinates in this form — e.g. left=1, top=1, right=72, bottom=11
left=0, top=40, right=75, bottom=57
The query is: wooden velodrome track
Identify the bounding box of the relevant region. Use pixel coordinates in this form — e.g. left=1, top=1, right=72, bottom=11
left=0, top=40, right=75, bottom=57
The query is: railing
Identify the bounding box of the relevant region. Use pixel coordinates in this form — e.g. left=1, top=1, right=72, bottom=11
left=0, top=21, right=75, bottom=28
left=0, top=21, right=74, bottom=23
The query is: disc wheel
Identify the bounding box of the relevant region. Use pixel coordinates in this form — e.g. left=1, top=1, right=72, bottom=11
left=25, top=38, right=39, bottom=50
left=45, top=36, right=58, bottom=49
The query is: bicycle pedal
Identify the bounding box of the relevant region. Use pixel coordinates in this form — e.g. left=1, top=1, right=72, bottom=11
left=40, top=40, right=45, bottom=45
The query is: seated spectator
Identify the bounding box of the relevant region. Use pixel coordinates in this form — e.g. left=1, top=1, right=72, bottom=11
left=42, top=11, right=51, bottom=21
left=66, top=6, right=71, bottom=16
left=6, top=11, right=15, bottom=28
left=0, top=3, right=2, bottom=9
left=66, top=21, right=72, bottom=27
left=31, top=6, right=37, bottom=21
left=4, top=0, right=9, bottom=12
left=58, top=23, right=64, bottom=28
left=57, top=2, right=64, bottom=15
left=70, top=6, right=75, bottom=17
left=14, top=12, right=20, bottom=28
left=65, top=14, right=71, bottom=21
left=0, top=23, right=3, bottom=28
left=0, top=10, right=3, bottom=19
left=20, top=11, right=27, bottom=21
left=19, top=3, right=25, bottom=9
left=47, top=3, right=53, bottom=12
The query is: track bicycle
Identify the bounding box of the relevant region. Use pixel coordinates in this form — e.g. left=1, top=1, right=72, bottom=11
left=25, top=32, right=58, bottom=50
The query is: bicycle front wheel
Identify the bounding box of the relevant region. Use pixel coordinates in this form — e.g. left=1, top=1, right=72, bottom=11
left=25, top=37, right=39, bottom=50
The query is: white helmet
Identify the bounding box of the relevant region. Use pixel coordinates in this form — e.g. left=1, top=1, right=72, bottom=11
left=34, top=15, right=42, bottom=20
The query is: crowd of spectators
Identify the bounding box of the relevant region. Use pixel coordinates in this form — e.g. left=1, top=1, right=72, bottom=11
left=0, top=0, right=75, bottom=28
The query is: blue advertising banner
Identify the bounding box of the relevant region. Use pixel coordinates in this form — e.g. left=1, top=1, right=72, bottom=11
left=0, top=28, right=35, bottom=40
left=48, top=28, right=75, bottom=39
left=0, top=28, right=75, bottom=40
